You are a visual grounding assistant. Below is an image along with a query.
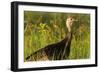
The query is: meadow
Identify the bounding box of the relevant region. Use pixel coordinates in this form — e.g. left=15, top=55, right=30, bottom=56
left=24, top=11, right=90, bottom=61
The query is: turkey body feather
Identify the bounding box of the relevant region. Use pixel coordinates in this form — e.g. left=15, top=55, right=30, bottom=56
left=26, top=32, right=72, bottom=61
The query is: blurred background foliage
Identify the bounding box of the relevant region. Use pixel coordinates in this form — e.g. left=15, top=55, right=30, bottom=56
left=24, top=11, right=90, bottom=61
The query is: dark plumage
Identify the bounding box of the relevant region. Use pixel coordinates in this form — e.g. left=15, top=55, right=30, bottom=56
left=26, top=16, right=76, bottom=61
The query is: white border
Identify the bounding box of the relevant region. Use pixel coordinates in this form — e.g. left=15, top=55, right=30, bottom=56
left=18, top=5, right=96, bottom=68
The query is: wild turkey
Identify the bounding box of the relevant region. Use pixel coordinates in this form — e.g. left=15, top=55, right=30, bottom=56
left=26, top=16, right=76, bottom=61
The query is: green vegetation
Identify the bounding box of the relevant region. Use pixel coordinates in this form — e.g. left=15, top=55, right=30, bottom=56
left=24, top=11, right=90, bottom=61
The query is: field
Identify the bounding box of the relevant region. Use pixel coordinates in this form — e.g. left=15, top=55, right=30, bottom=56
left=24, top=11, right=90, bottom=61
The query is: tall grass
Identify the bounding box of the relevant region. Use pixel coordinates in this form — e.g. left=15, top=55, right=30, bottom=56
left=24, top=11, right=90, bottom=61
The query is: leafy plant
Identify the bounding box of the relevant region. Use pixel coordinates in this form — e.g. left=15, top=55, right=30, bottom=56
left=24, top=11, right=90, bottom=61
